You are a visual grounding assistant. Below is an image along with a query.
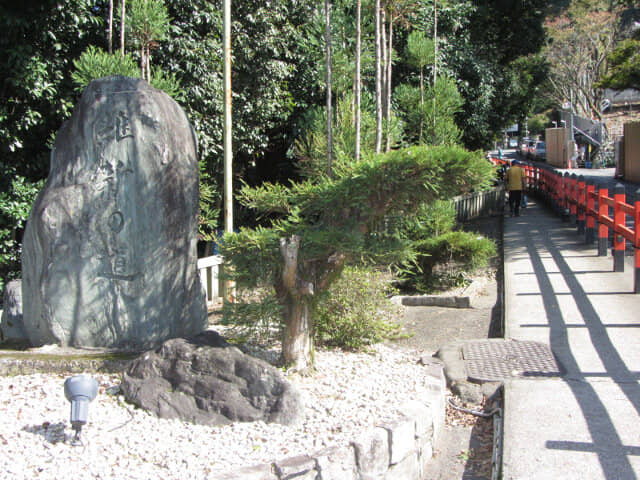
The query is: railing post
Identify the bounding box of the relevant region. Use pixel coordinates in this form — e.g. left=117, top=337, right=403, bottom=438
left=585, top=180, right=595, bottom=244
left=563, top=172, right=571, bottom=220
left=598, top=186, right=609, bottom=257
left=635, top=188, right=640, bottom=293
left=552, top=171, right=558, bottom=211
left=529, top=165, right=536, bottom=194
left=613, top=183, right=625, bottom=272
left=545, top=168, right=551, bottom=206
left=577, top=175, right=586, bottom=235
left=569, top=173, right=578, bottom=225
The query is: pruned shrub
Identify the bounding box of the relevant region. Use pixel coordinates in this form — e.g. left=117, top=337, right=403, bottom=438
left=313, top=266, right=402, bottom=350
left=396, top=200, right=497, bottom=293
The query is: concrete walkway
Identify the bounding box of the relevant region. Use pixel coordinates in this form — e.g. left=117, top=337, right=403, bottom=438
left=502, top=195, right=640, bottom=479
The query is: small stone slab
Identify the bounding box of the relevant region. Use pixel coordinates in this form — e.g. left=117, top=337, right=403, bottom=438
left=400, top=296, right=471, bottom=308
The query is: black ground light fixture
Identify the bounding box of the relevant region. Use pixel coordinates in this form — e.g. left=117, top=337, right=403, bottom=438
left=64, top=375, right=99, bottom=446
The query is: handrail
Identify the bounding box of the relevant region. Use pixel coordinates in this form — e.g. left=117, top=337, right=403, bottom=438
left=490, top=156, right=640, bottom=293
left=197, top=255, right=224, bottom=308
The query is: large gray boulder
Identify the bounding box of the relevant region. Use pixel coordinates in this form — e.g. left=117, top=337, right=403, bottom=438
left=21, top=76, right=207, bottom=349
left=0, top=280, right=27, bottom=343
left=121, top=331, right=305, bottom=426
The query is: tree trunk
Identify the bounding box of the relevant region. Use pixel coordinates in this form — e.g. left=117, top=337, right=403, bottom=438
left=374, top=0, right=382, bottom=154
left=281, top=293, right=314, bottom=372
left=325, top=0, right=333, bottom=177
left=108, top=0, right=114, bottom=54
left=277, top=235, right=315, bottom=372
left=354, top=0, right=361, bottom=162
left=120, top=0, right=126, bottom=57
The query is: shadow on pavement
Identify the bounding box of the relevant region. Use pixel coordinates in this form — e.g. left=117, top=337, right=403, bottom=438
left=520, top=210, right=640, bottom=479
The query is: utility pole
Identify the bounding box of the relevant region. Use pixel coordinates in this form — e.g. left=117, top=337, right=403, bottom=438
left=223, top=0, right=233, bottom=234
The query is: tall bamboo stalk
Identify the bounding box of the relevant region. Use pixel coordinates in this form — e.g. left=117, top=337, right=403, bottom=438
left=374, top=0, right=382, bottom=154
left=355, top=0, right=361, bottom=162
left=120, top=0, right=125, bottom=57
left=223, top=0, right=233, bottom=234
left=433, top=0, right=437, bottom=130
left=385, top=18, right=393, bottom=152
left=325, top=0, right=333, bottom=176
left=108, top=0, right=114, bottom=54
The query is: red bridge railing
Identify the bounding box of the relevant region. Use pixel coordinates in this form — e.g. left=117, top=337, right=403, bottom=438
left=490, top=157, right=640, bottom=293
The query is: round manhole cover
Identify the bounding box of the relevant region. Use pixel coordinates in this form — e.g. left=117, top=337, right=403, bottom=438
left=462, top=340, right=563, bottom=382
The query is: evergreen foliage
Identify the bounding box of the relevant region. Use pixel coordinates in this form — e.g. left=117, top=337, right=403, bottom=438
left=72, top=46, right=139, bottom=84
left=597, top=37, right=640, bottom=90
left=220, top=145, right=494, bottom=368
left=71, top=46, right=181, bottom=97
left=395, top=76, right=463, bottom=146
left=396, top=199, right=497, bottom=293
left=294, top=92, right=401, bottom=178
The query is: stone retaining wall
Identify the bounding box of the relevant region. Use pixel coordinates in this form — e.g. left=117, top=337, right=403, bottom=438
left=218, top=360, right=446, bottom=480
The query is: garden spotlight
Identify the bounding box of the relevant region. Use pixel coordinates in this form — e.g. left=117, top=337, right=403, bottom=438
left=64, top=375, right=98, bottom=446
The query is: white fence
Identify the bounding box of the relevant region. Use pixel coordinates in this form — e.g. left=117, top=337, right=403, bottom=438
left=197, top=255, right=224, bottom=308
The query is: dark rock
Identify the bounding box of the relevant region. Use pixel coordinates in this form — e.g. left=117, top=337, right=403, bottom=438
left=1, top=279, right=27, bottom=343
left=121, top=330, right=305, bottom=426
left=21, top=76, right=206, bottom=349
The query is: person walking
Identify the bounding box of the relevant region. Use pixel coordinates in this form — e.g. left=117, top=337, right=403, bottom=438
left=505, top=160, right=526, bottom=217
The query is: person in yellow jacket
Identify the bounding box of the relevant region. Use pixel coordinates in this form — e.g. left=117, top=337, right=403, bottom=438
left=505, top=160, right=526, bottom=217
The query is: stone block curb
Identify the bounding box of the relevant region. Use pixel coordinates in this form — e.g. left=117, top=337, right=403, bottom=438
left=219, top=361, right=447, bottom=479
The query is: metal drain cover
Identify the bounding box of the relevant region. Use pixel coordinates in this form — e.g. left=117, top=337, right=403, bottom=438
left=462, top=340, right=563, bottom=382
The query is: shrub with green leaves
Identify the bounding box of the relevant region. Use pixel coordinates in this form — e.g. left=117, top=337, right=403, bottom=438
left=314, top=266, right=402, bottom=350
left=397, top=200, right=497, bottom=293
left=221, top=286, right=283, bottom=345
left=0, top=172, right=43, bottom=302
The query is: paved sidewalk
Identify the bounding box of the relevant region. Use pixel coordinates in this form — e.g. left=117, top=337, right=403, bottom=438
left=502, top=196, right=640, bottom=479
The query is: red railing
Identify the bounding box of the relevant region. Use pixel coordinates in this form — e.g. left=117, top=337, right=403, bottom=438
left=490, top=157, right=640, bottom=293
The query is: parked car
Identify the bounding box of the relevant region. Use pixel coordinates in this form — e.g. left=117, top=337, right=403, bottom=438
left=532, top=141, right=546, bottom=161
left=518, top=139, right=530, bottom=156
left=525, top=139, right=537, bottom=158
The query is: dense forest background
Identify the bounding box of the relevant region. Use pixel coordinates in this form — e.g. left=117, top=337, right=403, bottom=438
left=1, top=0, right=639, bottom=296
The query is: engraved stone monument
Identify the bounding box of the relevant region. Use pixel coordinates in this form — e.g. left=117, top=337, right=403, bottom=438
left=21, top=76, right=207, bottom=349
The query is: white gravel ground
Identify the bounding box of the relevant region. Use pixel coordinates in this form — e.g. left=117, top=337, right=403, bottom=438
left=0, top=344, right=432, bottom=479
